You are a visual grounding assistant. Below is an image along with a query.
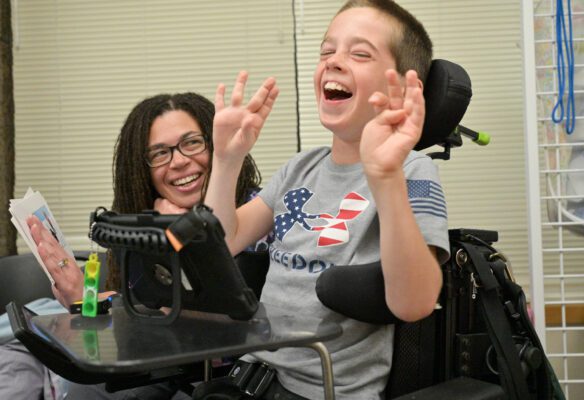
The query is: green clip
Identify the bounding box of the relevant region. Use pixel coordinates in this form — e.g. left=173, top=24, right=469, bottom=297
left=82, top=253, right=101, bottom=317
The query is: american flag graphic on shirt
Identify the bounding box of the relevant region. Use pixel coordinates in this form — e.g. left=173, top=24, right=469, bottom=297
left=274, top=188, right=318, bottom=241
left=311, top=192, right=369, bottom=246
left=274, top=188, right=370, bottom=247
left=407, top=179, right=447, bottom=219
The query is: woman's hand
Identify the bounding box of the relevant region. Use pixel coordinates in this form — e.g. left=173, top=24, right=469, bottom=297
left=154, top=198, right=189, bottom=214
left=213, top=71, right=279, bottom=163
left=27, top=215, right=84, bottom=308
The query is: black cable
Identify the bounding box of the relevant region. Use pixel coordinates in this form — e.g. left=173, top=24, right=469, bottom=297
left=292, top=0, right=301, bottom=152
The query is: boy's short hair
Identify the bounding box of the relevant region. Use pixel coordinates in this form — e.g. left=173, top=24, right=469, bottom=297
left=337, top=0, right=433, bottom=83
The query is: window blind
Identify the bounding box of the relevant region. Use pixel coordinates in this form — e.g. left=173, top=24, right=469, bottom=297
left=14, top=0, right=298, bottom=250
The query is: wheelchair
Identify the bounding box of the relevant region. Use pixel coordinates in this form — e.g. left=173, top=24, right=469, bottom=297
left=7, top=59, right=558, bottom=400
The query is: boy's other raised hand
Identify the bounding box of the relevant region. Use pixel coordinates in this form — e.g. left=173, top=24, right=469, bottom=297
left=361, top=69, right=425, bottom=181
left=213, top=71, right=279, bottom=163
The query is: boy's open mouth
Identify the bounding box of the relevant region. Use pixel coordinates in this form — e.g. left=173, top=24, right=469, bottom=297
left=323, top=82, right=353, bottom=101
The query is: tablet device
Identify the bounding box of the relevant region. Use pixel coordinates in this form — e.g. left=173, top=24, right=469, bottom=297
left=90, top=205, right=259, bottom=324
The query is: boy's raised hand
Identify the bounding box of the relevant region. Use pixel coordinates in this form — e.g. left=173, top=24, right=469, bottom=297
left=360, top=69, right=425, bottom=181
left=213, top=71, right=279, bottom=163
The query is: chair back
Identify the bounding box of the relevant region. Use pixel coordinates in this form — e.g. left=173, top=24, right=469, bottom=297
left=0, top=251, right=108, bottom=314
left=0, top=253, right=54, bottom=314
left=386, top=314, right=441, bottom=398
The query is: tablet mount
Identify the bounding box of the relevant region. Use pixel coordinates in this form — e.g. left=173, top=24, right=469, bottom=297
left=89, top=205, right=259, bottom=325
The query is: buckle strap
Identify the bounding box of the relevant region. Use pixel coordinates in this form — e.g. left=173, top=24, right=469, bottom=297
left=229, top=361, right=275, bottom=399
left=244, top=363, right=276, bottom=397
left=228, top=360, right=309, bottom=400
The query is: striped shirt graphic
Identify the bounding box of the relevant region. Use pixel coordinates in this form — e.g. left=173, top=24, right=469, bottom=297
left=311, top=192, right=369, bottom=247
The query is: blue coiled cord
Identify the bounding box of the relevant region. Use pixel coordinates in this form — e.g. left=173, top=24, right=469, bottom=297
left=551, top=0, right=575, bottom=134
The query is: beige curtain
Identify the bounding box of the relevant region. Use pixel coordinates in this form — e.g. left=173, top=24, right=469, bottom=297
left=13, top=0, right=297, bottom=251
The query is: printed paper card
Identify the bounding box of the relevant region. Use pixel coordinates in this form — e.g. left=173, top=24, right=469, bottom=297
left=9, top=188, right=74, bottom=285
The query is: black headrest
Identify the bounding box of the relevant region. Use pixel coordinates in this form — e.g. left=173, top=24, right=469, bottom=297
left=415, top=59, right=472, bottom=151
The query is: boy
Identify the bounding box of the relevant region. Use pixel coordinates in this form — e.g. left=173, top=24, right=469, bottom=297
left=206, top=1, right=449, bottom=398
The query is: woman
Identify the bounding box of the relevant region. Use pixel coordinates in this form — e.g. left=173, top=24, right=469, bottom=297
left=0, top=91, right=266, bottom=400
left=30, top=92, right=263, bottom=305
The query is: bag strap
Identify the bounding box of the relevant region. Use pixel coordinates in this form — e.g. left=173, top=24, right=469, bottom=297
left=460, top=241, right=532, bottom=400
left=462, top=238, right=564, bottom=400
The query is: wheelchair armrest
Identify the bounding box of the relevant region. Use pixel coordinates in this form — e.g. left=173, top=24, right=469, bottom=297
left=315, top=261, right=400, bottom=325
left=392, top=377, right=506, bottom=400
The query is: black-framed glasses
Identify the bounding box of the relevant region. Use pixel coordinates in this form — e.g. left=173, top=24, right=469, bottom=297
left=145, top=133, right=207, bottom=168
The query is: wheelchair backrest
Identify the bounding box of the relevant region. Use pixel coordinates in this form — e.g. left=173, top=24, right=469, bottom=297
left=415, top=59, right=472, bottom=152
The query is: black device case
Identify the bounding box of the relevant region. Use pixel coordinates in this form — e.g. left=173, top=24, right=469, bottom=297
left=90, top=205, right=259, bottom=324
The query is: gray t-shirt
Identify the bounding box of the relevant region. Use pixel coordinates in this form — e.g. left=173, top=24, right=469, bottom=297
left=246, top=146, right=449, bottom=400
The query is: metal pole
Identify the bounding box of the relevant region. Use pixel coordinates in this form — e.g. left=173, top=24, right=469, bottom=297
left=307, top=341, right=335, bottom=400
left=520, top=0, right=547, bottom=349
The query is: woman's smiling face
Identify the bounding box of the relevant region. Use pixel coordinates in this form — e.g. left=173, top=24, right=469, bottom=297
left=148, top=110, right=210, bottom=209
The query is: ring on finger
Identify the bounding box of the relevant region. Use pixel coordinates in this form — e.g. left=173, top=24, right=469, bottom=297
left=57, top=258, right=69, bottom=268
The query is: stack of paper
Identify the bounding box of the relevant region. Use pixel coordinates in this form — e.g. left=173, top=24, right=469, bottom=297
left=9, top=188, right=74, bottom=285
